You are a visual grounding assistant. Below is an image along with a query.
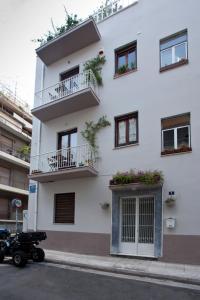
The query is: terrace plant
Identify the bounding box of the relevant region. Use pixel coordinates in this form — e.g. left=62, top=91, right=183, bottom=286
left=110, top=170, right=164, bottom=186
left=83, top=55, right=106, bottom=86
left=33, top=11, right=81, bottom=46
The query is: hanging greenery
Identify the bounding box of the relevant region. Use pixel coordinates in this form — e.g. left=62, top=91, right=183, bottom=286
left=83, top=55, right=106, bottom=86
left=33, top=12, right=81, bottom=45
left=81, top=116, right=111, bottom=154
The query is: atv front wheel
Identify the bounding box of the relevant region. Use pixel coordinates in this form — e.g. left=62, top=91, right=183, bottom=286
left=0, top=250, right=4, bottom=263
left=32, top=248, right=45, bottom=262
left=13, top=251, right=27, bottom=267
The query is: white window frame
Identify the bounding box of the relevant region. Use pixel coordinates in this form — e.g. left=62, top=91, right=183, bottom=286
left=160, top=41, right=188, bottom=67
left=162, top=125, right=190, bottom=151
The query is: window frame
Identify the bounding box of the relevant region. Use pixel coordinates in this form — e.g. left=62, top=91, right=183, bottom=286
left=115, top=112, right=139, bottom=148
left=162, top=125, right=191, bottom=152
left=57, top=128, right=77, bottom=150
left=115, top=42, right=137, bottom=75
left=160, top=30, right=188, bottom=71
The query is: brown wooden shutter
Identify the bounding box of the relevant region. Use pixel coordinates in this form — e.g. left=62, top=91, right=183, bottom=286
left=162, top=113, right=190, bottom=129
left=0, top=198, right=9, bottom=219
left=0, top=167, right=10, bottom=185
left=54, top=193, right=75, bottom=224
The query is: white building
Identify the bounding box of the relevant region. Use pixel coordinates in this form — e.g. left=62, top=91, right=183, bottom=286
left=28, top=0, right=200, bottom=264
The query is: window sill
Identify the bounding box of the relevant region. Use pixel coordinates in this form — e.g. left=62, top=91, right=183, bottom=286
left=160, top=59, right=188, bottom=73
left=114, top=68, right=137, bottom=79
left=161, top=147, right=192, bottom=156
left=113, top=143, right=139, bottom=150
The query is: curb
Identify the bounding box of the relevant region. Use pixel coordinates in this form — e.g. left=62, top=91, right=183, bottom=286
left=45, top=258, right=200, bottom=286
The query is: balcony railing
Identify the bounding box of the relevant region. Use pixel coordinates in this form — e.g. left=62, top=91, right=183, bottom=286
left=35, top=70, right=97, bottom=108
left=93, top=0, right=138, bottom=23
left=0, top=142, right=30, bottom=163
left=31, top=144, right=97, bottom=174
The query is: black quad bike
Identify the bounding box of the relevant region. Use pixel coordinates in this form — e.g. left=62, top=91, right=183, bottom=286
left=0, top=231, right=47, bottom=267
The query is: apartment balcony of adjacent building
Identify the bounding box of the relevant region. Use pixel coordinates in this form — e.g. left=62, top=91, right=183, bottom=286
left=32, top=70, right=100, bottom=122
left=0, top=141, right=30, bottom=169
left=0, top=178, right=29, bottom=197
left=29, top=144, right=98, bottom=183
left=0, top=111, right=31, bottom=143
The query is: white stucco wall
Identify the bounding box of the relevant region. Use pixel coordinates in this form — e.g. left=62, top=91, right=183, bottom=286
left=29, top=0, right=200, bottom=236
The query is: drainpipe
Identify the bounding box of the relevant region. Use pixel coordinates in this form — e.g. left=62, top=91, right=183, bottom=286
left=34, top=61, right=45, bottom=232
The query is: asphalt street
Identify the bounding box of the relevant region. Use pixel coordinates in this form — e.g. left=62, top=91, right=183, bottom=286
left=0, top=261, right=200, bottom=300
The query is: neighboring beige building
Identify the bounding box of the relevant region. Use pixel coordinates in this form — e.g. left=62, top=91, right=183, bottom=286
left=0, top=83, right=32, bottom=231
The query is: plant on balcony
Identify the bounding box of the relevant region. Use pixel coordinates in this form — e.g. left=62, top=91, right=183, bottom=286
left=110, top=170, right=164, bottom=186
left=17, top=145, right=30, bottom=154
left=33, top=11, right=81, bottom=45
left=81, top=116, right=111, bottom=155
left=83, top=55, right=106, bottom=86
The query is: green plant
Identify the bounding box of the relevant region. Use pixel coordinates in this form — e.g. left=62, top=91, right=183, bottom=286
left=111, top=170, right=164, bottom=186
left=81, top=116, right=111, bottom=154
left=17, top=145, right=31, bottom=156
left=83, top=55, right=106, bottom=86
left=117, top=64, right=128, bottom=74
left=33, top=13, right=81, bottom=45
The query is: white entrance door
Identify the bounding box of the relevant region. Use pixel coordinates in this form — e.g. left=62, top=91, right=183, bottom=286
left=119, top=196, right=155, bottom=257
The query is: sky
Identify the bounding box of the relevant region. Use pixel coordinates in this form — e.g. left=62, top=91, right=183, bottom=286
left=0, top=0, right=103, bottom=108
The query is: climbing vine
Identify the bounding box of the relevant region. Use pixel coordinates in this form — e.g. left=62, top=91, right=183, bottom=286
left=83, top=55, right=106, bottom=86
left=81, top=116, right=111, bottom=154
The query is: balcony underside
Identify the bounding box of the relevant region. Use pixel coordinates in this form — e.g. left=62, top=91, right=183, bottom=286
left=32, top=88, right=100, bottom=122
left=29, top=166, right=98, bottom=183
left=0, top=118, right=31, bottom=142
left=36, top=18, right=101, bottom=66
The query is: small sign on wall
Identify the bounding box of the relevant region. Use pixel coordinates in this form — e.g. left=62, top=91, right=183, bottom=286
left=29, top=184, right=37, bottom=193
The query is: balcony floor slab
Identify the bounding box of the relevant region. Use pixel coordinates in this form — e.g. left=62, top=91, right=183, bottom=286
left=32, top=88, right=100, bottom=122
left=29, top=166, right=98, bottom=183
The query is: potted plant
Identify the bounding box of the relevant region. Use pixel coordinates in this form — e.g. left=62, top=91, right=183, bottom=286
left=165, top=197, right=176, bottom=206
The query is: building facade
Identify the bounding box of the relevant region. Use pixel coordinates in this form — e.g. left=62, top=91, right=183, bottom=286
left=28, top=0, right=200, bottom=264
left=0, top=83, right=32, bottom=231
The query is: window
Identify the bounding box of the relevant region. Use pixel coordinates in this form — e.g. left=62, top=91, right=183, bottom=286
left=115, top=112, right=138, bottom=147
left=60, top=66, right=79, bottom=81
left=115, top=42, right=137, bottom=75
left=58, top=129, right=77, bottom=150
left=160, top=30, right=188, bottom=71
left=54, top=193, right=75, bottom=224
left=161, top=113, right=191, bottom=155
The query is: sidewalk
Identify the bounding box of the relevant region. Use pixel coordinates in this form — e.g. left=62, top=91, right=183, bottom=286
left=45, top=249, right=200, bottom=284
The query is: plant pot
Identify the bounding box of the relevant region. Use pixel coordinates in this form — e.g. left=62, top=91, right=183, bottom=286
left=165, top=197, right=176, bottom=206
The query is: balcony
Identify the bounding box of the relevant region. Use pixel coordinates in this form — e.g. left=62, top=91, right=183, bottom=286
left=0, top=113, right=31, bottom=142
left=32, top=70, right=100, bottom=122
left=0, top=142, right=30, bottom=169
left=0, top=179, right=29, bottom=196
left=29, top=144, right=98, bottom=183
left=36, top=18, right=101, bottom=66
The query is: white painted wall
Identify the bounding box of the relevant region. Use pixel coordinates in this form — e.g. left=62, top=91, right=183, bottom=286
left=29, top=0, right=200, bottom=236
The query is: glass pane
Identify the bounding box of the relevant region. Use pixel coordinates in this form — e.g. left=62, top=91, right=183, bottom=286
left=175, top=43, right=187, bottom=62
left=129, top=118, right=137, bottom=142
left=177, top=127, right=189, bottom=148
left=61, top=135, right=69, bottom=149
left=118, top=121, right=126, bottom=144
left=161, top=48, right=172, bottom=67
left=163, top=130, right=174, bottom=150
left=139, top=197, right=154, bottom=244
left=70, top=132, right=77, bottom=148
left=118, top=54, right=126, bottom=68
left=128, top=51, right=136, bottom=69
left=160, top=33, right=187, bottom=51
left=121, top=198, right=136, bottom=243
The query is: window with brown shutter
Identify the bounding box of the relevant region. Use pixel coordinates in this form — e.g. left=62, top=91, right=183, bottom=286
left=54, top=193, right=75, bottom=224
